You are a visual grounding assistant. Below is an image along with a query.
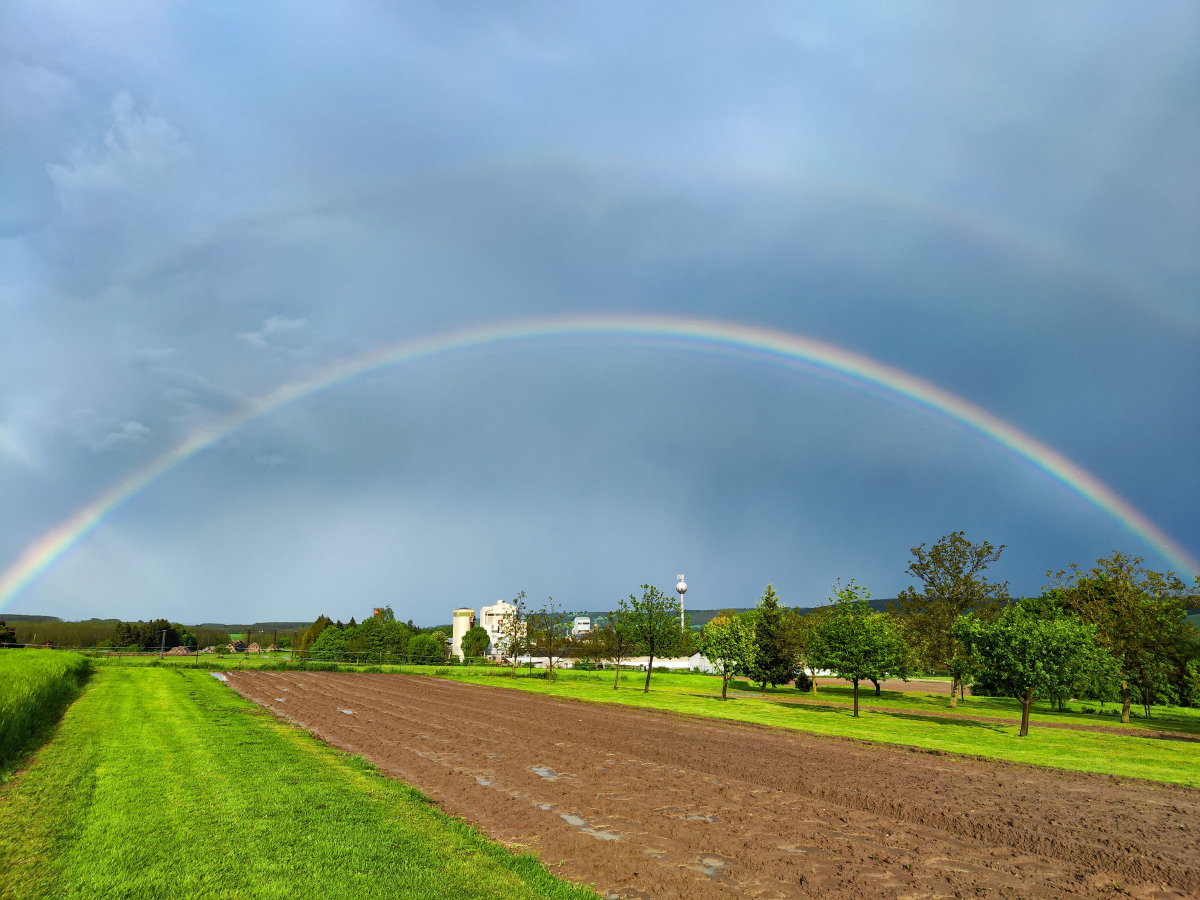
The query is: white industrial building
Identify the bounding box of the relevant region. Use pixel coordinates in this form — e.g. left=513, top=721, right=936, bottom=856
left=451, top=600, right=522, bottom=660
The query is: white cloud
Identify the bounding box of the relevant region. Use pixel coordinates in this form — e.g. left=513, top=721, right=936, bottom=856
left=47, top=92, right=192, bottom=201
left=69, top=409, right=152, bottom=453
left=237, top=315, right=308, bottom=349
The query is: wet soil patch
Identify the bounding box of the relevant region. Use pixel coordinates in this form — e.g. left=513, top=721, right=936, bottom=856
left=227, top=671, right=1200, bottom=899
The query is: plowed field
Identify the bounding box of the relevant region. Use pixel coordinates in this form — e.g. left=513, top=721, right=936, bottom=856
left=226, top=671, right=1199, bottom=900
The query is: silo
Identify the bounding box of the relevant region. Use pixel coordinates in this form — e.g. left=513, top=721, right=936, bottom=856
left=451, top=608, right=476, bottom=660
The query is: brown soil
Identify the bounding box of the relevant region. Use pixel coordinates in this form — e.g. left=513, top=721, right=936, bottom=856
left=226, top=671, right=1200, bottom=900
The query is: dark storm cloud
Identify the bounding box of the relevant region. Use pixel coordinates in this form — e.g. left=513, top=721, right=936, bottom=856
left=1, top=1, right=1196, bottom=622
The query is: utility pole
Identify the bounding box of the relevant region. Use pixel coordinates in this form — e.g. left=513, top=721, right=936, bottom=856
left=676, top=575, right=687, bottom=632
left=159, top=628, right=168, bottom=659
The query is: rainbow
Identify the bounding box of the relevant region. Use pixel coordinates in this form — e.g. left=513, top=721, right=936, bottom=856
left=1, top=313, right=1195, bottom=608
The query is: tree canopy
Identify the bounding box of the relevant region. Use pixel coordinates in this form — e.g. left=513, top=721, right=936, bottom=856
left=955, top=600, right=1113, bottom=736
left=892, top=531, right=1009, bottom=707
left=814, top=581, right=909, bottom=717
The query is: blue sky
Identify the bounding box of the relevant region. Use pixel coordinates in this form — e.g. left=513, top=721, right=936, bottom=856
left=1, top=2, right=1197, bottom=624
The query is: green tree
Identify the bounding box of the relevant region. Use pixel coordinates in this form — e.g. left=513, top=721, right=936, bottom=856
left=891, top=531, right=1009, bottom=708
left=749, top=584, right=796, bottom=693
left=461, top=626, right=490, bottom=659
left=1048, top=552, right=1194, bottom=722
left=295, top=616, right=332, bottom=656
left=701, top=613, right=755, bottom=700
left=955, top=601, right=1113, bottom=736
left=787, top=607, right=829, bottom=696
left=526, top=598, right=571, bottom=683
left=626, top=584, right=682, bottom=693
left=309, top=624, right=349, bottom=660
left=497, top=592, right=528, bottom=679
left=814, top=580, right=909, bottom=717
left=583, top=599, right=639, bottom=689
left=406, top=632, right=445, bottom=664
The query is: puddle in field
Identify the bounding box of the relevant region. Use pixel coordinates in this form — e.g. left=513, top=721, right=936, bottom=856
left=531, top=765, right=559, bottom=780
left=209, top=672, right=228, bottom=682
left=337, top=708, right=354, bottom=715
left=559, top=812, right=622, bottom=841
left=538, top=803, right=556, bottom=810
left=691, top=856, right=733, bottom=877
left=475, top=776, right=493, bottom=786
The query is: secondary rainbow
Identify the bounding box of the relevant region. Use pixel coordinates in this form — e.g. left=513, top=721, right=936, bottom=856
left=1, top=313, right=1195, bottom=608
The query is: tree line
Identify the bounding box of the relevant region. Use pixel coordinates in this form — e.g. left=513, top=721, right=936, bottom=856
left=694, top=533, right=1199, bottom=734
left=489, top=532, right=1199, bottom=737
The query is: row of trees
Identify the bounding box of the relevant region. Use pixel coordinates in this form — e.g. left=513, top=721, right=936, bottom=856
left=297, top=607, right=453, bottom=663
left=696, top=533, right=1200, bottom=734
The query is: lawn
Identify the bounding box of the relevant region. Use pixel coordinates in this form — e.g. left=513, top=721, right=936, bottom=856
left=409, top=665, right=1200, bottom=788
left=0, top=665, right=597, bottom=900
left=73, top=654, right=1200, bottom=787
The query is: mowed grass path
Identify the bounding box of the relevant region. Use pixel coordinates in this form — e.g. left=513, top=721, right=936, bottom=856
left=0, top=666, right=597, bottom=900
left=416, top=667, right=1200, bottom=788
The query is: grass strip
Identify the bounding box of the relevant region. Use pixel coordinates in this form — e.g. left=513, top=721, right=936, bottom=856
left=415, top=667, right=1200, bottom=788
left=0, top=666, right=597, bottom=900
left=0, top=650, right=89, bottom=780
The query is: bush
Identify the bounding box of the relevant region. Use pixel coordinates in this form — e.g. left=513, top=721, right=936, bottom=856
left=0, top=650, right=89, bottom=773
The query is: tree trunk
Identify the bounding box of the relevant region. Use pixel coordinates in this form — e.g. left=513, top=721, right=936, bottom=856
left=1019, top=687, right=1033, bottom=737
left=810, top=669, right=817, bottom=697
left=852, top=678, right=859, bottom=717
left=721, top=667, right=728, bottom=700
left=1143, top=686, right=1152, bottom=720
left=870, top=677, right=880, bottom=697
left=613, top=653, right=621, bottom=689
left=1121, top=683, right=1132, bottom=724
left=644, top=653, right=654, bottom=693
left=949, top=674, right=959, bottom=709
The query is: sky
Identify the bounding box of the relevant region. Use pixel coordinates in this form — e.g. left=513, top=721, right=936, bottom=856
left=1, top=2, right=1197, bottom=625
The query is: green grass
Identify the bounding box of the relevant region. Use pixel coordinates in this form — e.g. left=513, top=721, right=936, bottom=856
left=0, top=666, right=597, bottom=900
left=0, top=650, right=89, bottom=778
left=398, top=665, right=1200, bottom=788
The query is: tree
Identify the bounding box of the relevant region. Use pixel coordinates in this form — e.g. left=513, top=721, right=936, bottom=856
left=814, top=580, right=909, bottom=717
left=788, top=607, right=830, bottom=696
left=295, top=616, right=332, bottom=656
left=310, top=624, right=349, bottom=659
left=626, top=584, right=682, bottom=693
left=749, top=584, right=796, bottom=693
left=406, top=632, right=446, bottom=664
left=956, top=602, right=1113, bottom=736
left=891, top=532, right=1009, bottom=708
left=0, top=621, right=15, bottom=646
left=585, top=599, right=639, bottom=689
left=497, top=592, right=528, bottom=679
left=701, top=613, right=755, bottom=700
left=526, top=598, right=571, bottom=683
left=1048, top=552, right=1194, bottom=722
left=461, top=626, right=490, bottom=660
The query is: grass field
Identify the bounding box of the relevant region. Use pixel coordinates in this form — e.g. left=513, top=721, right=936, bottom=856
left=0, top=665, right=598, bottom=900
left=0, top=651, right=89, bottom=779
left=72, top=653, right=1200, bottom=785
left=391, top=665, right=1200, bottom=788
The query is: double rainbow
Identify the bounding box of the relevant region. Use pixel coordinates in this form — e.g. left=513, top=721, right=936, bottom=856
left=1, top=313, right=1194, bottom=608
